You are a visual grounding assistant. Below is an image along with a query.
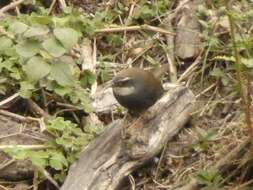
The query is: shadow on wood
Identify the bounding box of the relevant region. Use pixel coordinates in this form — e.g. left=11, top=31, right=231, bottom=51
left=61, top=86, right=195, bottom=190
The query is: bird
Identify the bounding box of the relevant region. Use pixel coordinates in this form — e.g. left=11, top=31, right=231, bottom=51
left=112, top=66, right=168, bottom=112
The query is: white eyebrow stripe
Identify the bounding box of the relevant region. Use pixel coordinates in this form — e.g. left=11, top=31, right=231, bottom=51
left=118, top=77, right=131, bottom=82
left=113, top=86, right=135, bottom=96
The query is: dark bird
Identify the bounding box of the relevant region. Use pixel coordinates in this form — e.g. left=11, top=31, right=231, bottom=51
left=112, top=67, right=168, bottom=112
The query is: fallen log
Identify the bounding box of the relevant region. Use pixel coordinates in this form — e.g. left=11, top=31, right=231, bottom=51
left=61, top=86, right=195, bottom=190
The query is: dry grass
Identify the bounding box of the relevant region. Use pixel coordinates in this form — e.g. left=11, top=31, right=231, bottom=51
left=129, top=81, right=251, bottom=189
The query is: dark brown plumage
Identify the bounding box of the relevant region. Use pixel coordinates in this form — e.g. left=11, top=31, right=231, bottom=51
left=112, top=68, right=164, bottom=112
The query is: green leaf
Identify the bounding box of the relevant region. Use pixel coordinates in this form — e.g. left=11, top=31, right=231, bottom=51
left=50, top=61, right=74, bottom=86
left=54, top=28, right=79, bottom=50
left=99, top=66, right=111, bottom=82
left=197, top=169, right=223, bottom=186
left=23, top=56, right=51, bottom=81
left=241, top=58, right=253, bottom=68
left=80, top=70, right=96, bottom=88
left=9, top=21, right=28, bottom=34
left=0, top=60, right=15, bottom=72
left=81, top=17, right=96, bottom=36
left=10, top=68, right=22, bottom=80
left=210, top=68, right=230, bottom=86
left=16, top=40, right=40, bottom=58
left=60, top=56, right=76, bottom=70
left=210, top=68, right=225, bottom=78
left=106, top=34, right=122, bottom=47
left=19, top=81, right=35, bottom=98
left=0, top=37, right=13, bottom=52
left=29, top=150, right=49, bottom=168
left=48, top=117, right=70, bottom=131
left=42, top=37, right=66, bottom=57
left=30, top=15, right=52, bottom=25
left=84, top=124, right=103, bottom=136
left=0, top=85, right=7, bottom=95
left=69, top=88, right=92, bottom=113
left=53, top=84, right=72, bottom=96
left=133, top=5, right=154, bottom=20
left=60, top=56, right=80, bottom=78
left=39, top=50, right=52, bottom=59
left=49, top=151, right=68, bottom=170
left=221, top=77, right=229, bottom=86
left=24, top=25, right=49, bottom=38
left=195, top=127, right=217, bottom=141
left=56, top=134, right=76, bottom=149
left=4, top=147, right=28, bottom=160
left=52, top=17, right=70, bottom=27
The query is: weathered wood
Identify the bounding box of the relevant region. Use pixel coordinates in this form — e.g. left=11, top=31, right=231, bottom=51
left=61, top=86, right=195, bottom=190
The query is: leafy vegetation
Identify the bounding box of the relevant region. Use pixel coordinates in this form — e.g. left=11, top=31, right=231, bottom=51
left=132, top=0, right=171, bottom=23
left=0, top=8, right=117, bottom=112
left=5, top=117, right=102, bottom=182
left=197, top=169, right=223, bottom=188
left=1, top=0, right=253, bottom=189
left=0, top=6, right=110, bottom=183
left=192, top=127, right=218, bottom=152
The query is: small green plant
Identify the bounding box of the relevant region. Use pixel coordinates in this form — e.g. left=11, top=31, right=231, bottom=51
left=97, top=56, right=115, bottom=83
left=210, top=67, right=230, bottom=86
left=197, top=169, right=223, bottom=187
left=132, top=0, right=171, bottom=23
left=4, top=117, right=102, bottom=182
left=106, top=34, right=123, bottom=48
left=192, top=127, right=218, bottom=152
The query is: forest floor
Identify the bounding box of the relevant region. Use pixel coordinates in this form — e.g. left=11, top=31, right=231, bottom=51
left=0, top=0, right=253, bottom=189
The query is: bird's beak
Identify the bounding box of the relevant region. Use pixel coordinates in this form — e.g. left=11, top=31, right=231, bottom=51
left=110, top=78, right=118, bottom=88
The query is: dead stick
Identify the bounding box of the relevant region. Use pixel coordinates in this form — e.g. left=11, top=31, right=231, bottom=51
left=95, top=24, right=175, bottom=35
left=0, top=0, right=25, bottom=15
left=27, top=99, right=51, bottom=120
left=0, top=93, right=19, bottom=108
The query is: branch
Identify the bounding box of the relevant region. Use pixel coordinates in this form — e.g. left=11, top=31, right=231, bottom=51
left=95, top=24, right=176, bottom=35
left=0, top=0, right=25, bottom=15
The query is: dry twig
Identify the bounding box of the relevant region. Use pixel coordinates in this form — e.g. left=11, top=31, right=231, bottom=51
left=41, top=168, right=60, bottom=189
left=27, top=99, right=51, bottom=120
left=0, top=144, right=49, bottom=150
left=177, top=51, right=203, bottom=83
left=0, top=93, right=19, bottom=108
left=95, top=24, right=176, bottom=35
left=47, top=0, right=57, bottom=15
left=33, top=168, right=38, bottom=190
left=0, top=0, right=25, bottom=15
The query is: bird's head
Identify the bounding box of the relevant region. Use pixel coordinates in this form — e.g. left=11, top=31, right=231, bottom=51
left=112, top=70, right=136, bottom=96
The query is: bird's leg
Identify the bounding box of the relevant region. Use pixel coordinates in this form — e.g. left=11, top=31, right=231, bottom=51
left=121, top=111, right=129, bottom=139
